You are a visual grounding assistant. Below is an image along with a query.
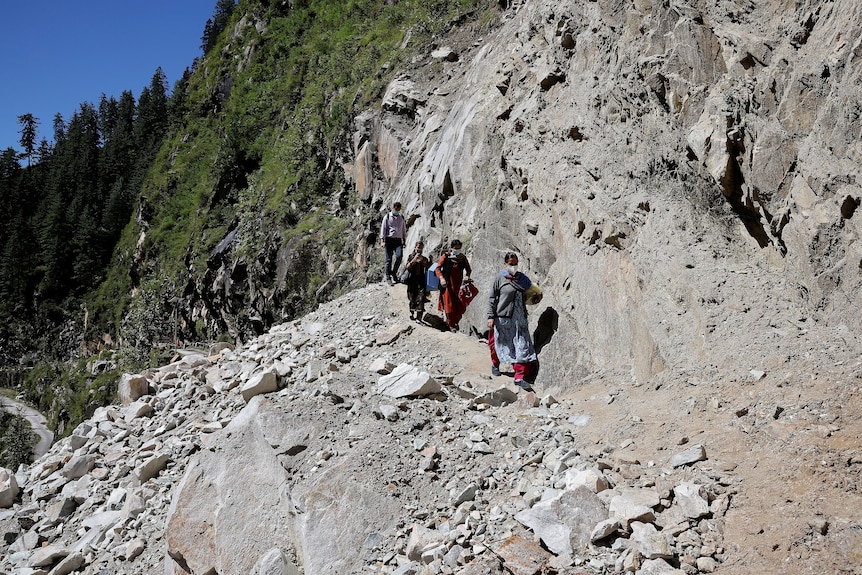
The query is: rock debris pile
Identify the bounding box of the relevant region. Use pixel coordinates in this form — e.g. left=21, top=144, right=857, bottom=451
left=1, top=285, right=738, bottom=575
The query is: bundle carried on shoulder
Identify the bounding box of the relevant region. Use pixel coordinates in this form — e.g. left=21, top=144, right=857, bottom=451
left=524, top=284, right=543, bottom=305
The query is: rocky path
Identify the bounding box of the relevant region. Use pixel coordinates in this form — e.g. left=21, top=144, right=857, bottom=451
left=0, top=394, right=53, bottom=459
left=1, top=282, right=861, bottom=575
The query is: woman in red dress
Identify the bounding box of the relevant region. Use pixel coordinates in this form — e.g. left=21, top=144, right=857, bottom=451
left=435, top=239, right=472, bottom=332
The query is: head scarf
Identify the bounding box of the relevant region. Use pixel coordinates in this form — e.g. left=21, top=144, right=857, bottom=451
left=502, top=269, right=532, bottom=292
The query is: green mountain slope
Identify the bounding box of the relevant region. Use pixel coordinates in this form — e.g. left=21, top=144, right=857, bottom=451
left=0, top=0, right=497, bottom=442
left=96, top=0, right=493, bottom=355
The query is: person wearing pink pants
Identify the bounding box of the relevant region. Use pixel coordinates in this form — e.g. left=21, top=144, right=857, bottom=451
left=486, top=252, right=536, bottom=391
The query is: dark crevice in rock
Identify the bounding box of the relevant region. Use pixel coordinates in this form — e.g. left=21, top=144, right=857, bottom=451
left=719, top=133, right=771, bottom=249
left=533, top=307, right=559, bottom=354
left=840, top=196, right=859, bottom=220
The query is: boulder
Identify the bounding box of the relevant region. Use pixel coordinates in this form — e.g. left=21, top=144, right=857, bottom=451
left=124, top=400, right=154, bottom=422
left=48, top=551, right=85, bottom=575
left=0, top=467, right=19, bottom=508
left=376, top=364, right=442, bottom=398
left=514, top=486, right=608, bottom=555
left=135, top=453, right=171, bottom=483
left=164, top=405, right=294, bottom=575
left=241, top=369, right=279, bottom=402
left=250, top=548, right=300, bottom=575
left=61, top=455, right=95, bottom=480
left=630, top=521, right=672, bottom=560
left=118, top=374, right=150, bottom=406
left=670, top=444, right=707, bottom=468
left=493, top=536, right=552, bottom=574
left=673, top=482, right=710, bottom=519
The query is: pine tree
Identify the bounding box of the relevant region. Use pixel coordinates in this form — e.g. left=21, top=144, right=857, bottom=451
left=52, top=113, right=66, bottom=147
left=200, top=0, right=236, bottom=53
left=17, top=113, right=39, bottom=167
left=135, top=69, right=169, bottom=155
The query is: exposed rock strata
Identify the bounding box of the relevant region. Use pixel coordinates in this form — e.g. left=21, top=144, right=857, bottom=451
left=350, top=0, right=862, bottom=392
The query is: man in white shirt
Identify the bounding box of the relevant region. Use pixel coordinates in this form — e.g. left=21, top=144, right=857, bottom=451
left=379, top=201, right=406, bottom=285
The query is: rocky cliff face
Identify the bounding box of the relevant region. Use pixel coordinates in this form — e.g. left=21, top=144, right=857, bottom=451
left=350, top=0, right=862, bottom=390
left=3, top=1, right=862, bottom=574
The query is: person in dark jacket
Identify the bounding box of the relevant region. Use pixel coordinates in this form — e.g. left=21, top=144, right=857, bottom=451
left=404, top=241, right=431, bottom=322
left=486, top=252, right=536, bottom=390
left=435, top=239, right=472, bottom=332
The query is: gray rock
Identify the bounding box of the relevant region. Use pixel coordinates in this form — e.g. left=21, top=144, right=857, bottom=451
left=81, top=510, right=122, bottom=532
left=9, top=529, right=39, bottom=553
left=474, top=387, right=518, bottom=407
left=118, top=374, right=150, bottom=406
left=0, top=467, right=19, bottom=508
left=29, top=544, right=69, bottom=567
left=375, top=323, right=412, bottom=346
left=123, top=538, right=146, bottom=561
left=451, top=483, right=478, bottom=506
left=670, top=445, right=707, bottom=468
left=406, top=524, right=444, bottom=561
left=45, top=495, right=78, bottom=521
left=630, top=521, right=672, bottom=560
left=590, top=518, right=621, bottom=542
left=696, top=556, right=719, bottom=573
left=124, top=400, right=154, bottom=422
left=673, top=483, right=710, bottom=519
left=47, top=551, right=85, bottom=575
left=637, top=558, right=686, bottom=574
left=377, top=364, right=442, bottom=398
left=378, top=404, right=400, bottom=421
left=368, top=357, right=396, bottom=374
left=135, top=453, right=171, bottom=483
left=568, top=414, right=591, bottom=427
left=392, top=562, right=420, bottom=575
left=61, top=454, right=95, bottom=480
left=68, top=434, right=88, bottom=450
left=241, top=370, right=279, bottom=402
left=566, top=468, right=609, bottom=493
left=515, top=486, right=608, bottom=555
left=250, top=548, right=301, bottom=575
left=443, top=544, right=464, bottom=567
left=609, top=489, right=659, bottom=527
left=305, top=359, right=324, bottom=383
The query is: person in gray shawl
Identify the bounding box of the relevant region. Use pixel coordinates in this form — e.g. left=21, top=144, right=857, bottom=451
left=486, top=252, right=537, bottom=390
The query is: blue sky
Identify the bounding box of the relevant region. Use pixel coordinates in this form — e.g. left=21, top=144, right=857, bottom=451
left=0, top=1, right=217, bottom=152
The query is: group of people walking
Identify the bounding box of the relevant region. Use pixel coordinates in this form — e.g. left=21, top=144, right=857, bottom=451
left=379, top=202, right=540, bottom=391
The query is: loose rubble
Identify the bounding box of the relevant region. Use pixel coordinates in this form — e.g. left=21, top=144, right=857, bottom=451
left=0, top=285, right=736, bottom=575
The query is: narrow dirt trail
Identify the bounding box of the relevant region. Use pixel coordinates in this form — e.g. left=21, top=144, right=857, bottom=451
left=378, top=281, right=514, bottom=390
left=0, top=395, right=53, bottom=459
left=379, top=279, right=862, bottom=574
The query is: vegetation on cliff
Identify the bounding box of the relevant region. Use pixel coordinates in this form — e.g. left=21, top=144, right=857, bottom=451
left=0, top=0, right=494, bottom=446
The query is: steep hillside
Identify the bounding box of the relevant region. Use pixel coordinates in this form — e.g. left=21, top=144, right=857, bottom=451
left=107, top=0, right=862, bottom=388
left=95, top=0, right=496, bottom=357
left=1, top=282, right=859, bottom=574
left=3, top=0, right=861, bottom=572
left=353, top=0, right=862, bottom=389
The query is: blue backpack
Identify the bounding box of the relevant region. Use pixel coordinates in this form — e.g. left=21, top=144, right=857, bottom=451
left=426, top=262, right=440, bottom=291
